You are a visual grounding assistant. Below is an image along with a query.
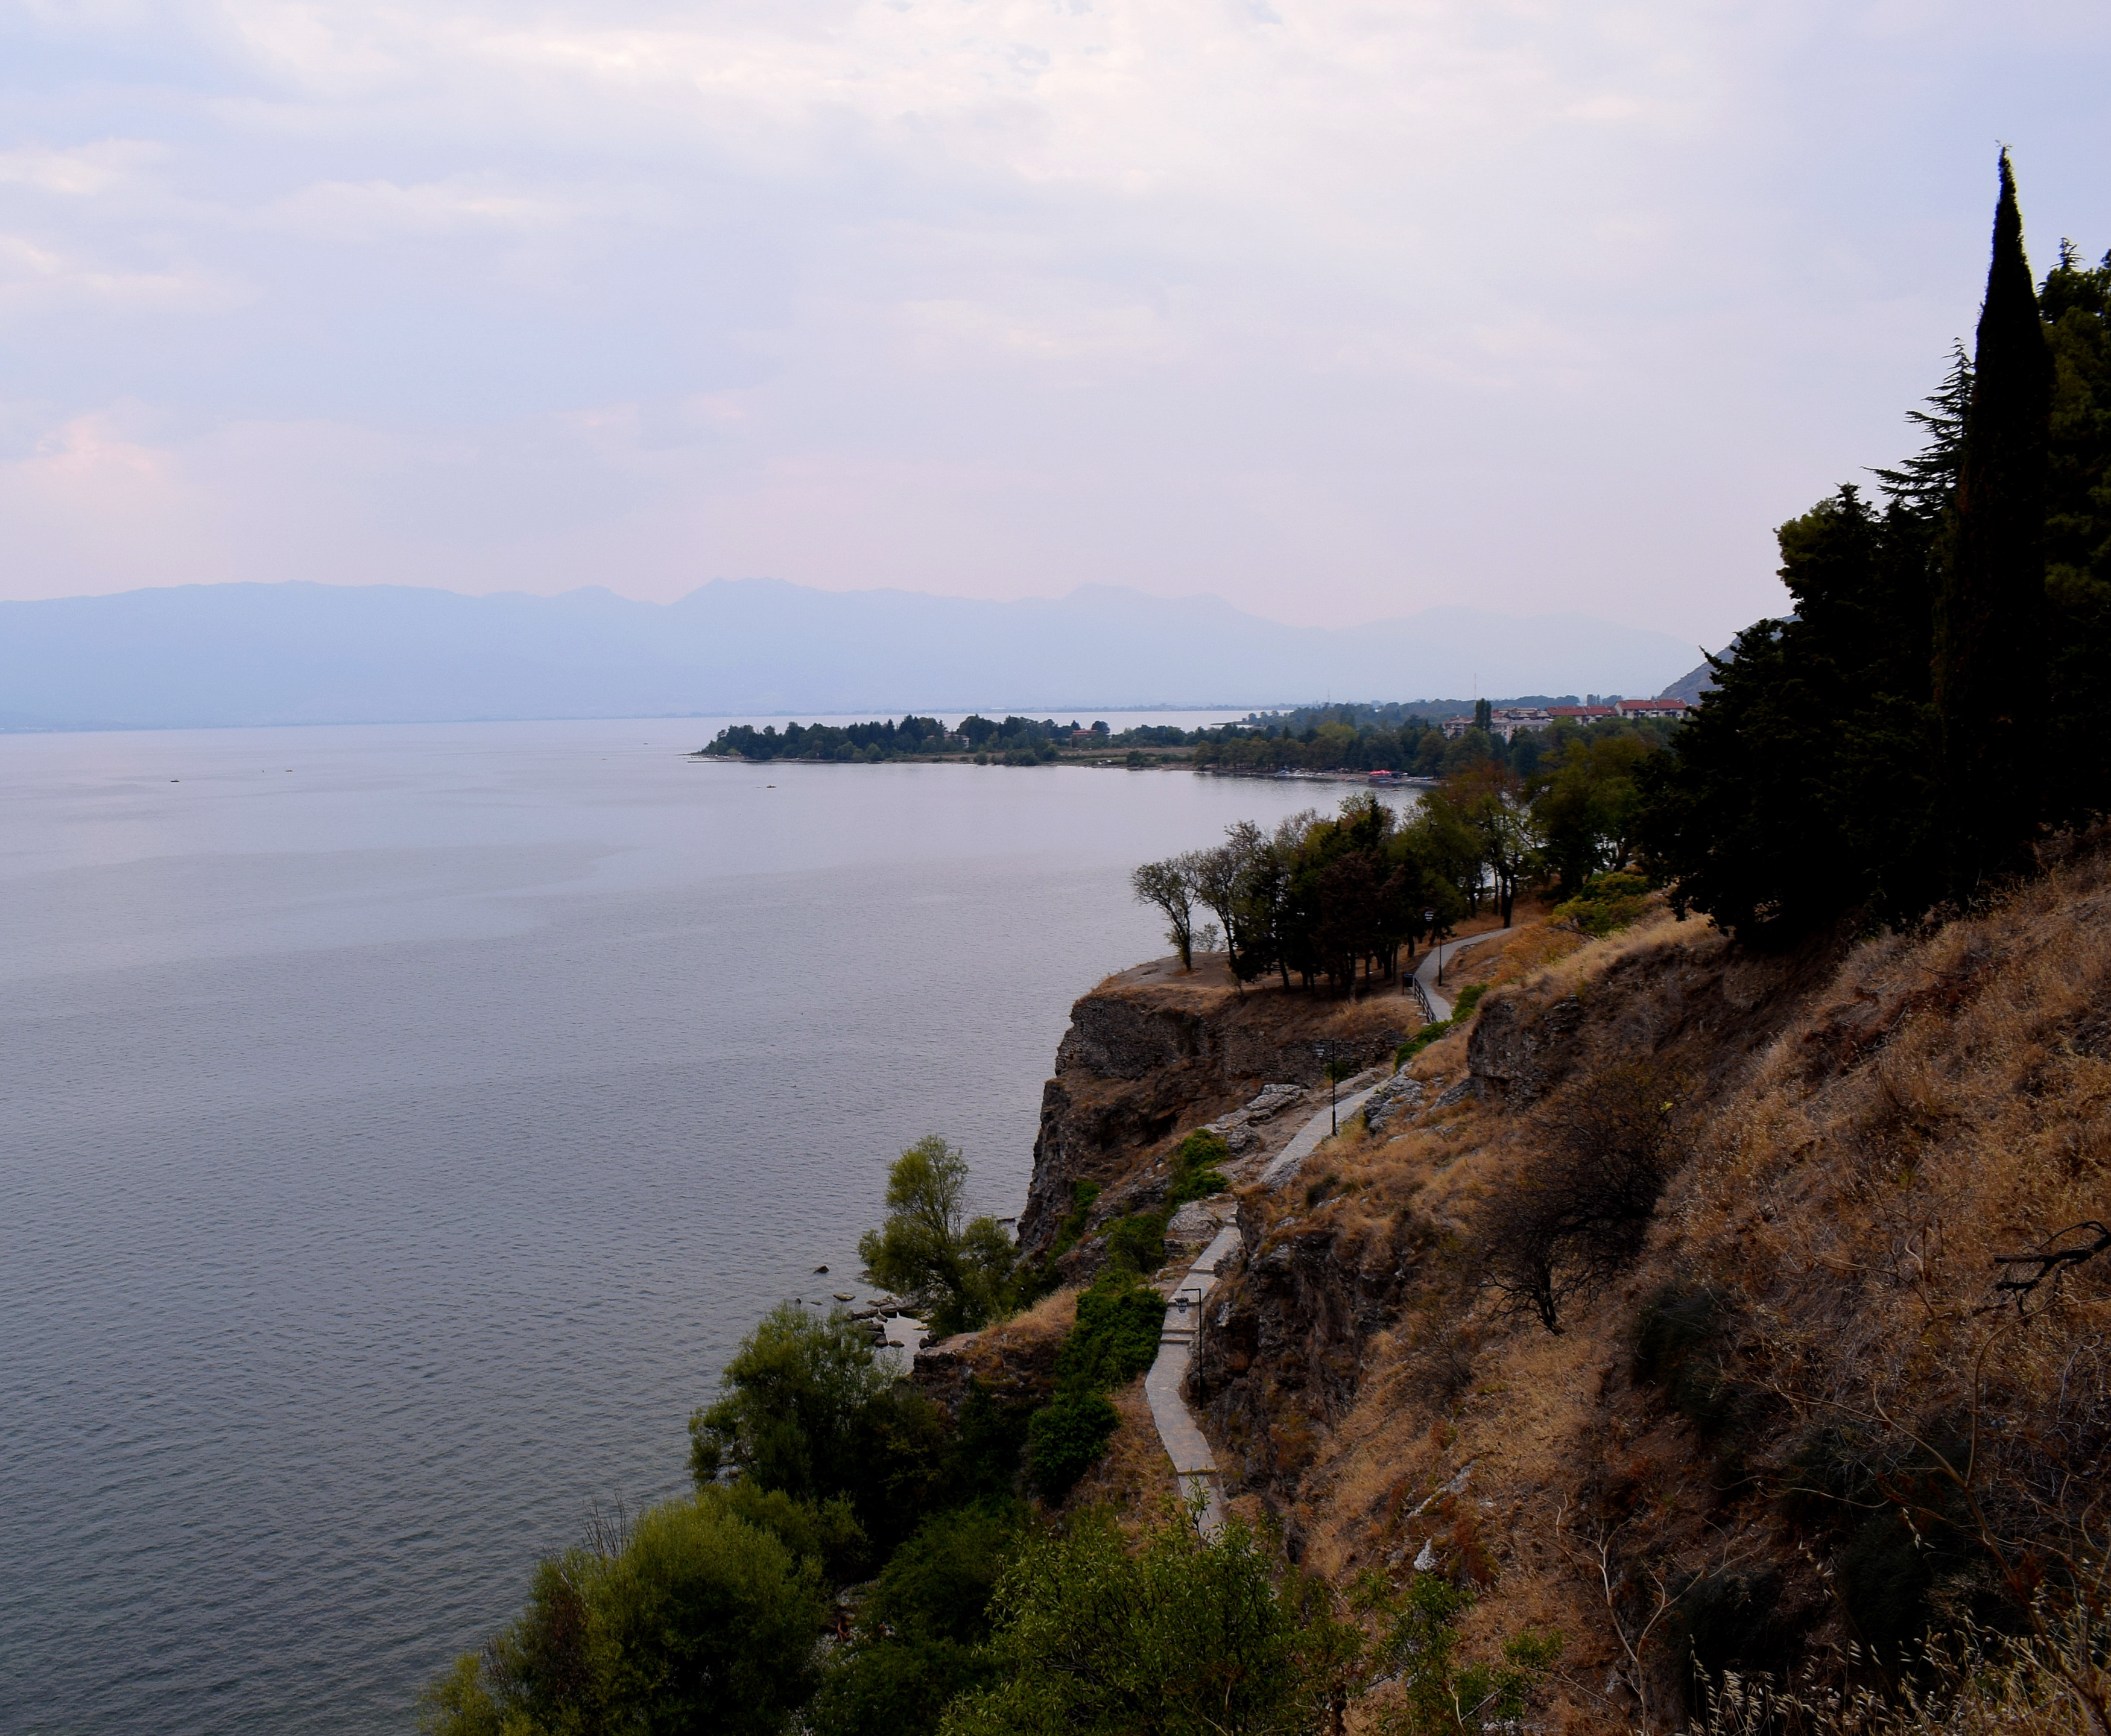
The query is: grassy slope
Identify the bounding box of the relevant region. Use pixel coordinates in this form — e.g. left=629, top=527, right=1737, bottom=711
left=1229, top=844, right=2111, bottom=1731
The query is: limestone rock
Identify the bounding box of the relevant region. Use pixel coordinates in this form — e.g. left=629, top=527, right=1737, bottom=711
left=1466, top=989, right=1585, bottom=1105
left=1361, top=1072, right=1426, bottom=1133
left=1166, top=1199, right=1226, bottom=1249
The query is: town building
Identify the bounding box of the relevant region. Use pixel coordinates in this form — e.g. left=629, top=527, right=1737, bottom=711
left=1439, top=696, right=1690, bottom=742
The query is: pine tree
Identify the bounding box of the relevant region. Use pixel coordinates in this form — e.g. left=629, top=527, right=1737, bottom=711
left=1872, top=341, right=1973, bottom=524
left=1934, top=151, right=2054, bottom=898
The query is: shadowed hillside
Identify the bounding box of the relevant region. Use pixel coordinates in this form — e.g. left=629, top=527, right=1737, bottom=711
left=1178, top=837, right=2111, bottom=1729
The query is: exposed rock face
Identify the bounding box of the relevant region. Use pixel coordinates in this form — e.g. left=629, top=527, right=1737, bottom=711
left=1017, top=966, right=1405, bottom=1259
left=1165, top=1199, right=1229, bottom=1252
left=911, top=1325, right=1062, bottom=1417
left=1360, top=1072, right=1425, bottom=1133
left=1466, top=989, right=1587, bottom=1105
left=1188, top=1209, right=1432, bottom=1500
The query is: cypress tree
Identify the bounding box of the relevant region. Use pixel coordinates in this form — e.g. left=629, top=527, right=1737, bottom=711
left=1935, top=151, right=2054, bottom=898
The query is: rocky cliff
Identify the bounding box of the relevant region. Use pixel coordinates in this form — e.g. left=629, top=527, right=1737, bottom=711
left=1163, top=857, right=2111, bottom=1729
left=1016, top=955, right=1409, bottom=1259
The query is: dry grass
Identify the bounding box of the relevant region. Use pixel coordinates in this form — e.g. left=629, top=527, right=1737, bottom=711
left=1063, top=1375, right=1181, bottom=1529
left=1231, top=848, right=2111, bottom=1734
left=1443, top=916, right=1596, bottom=994
left=994, top=1284, right=1080, bottom=1342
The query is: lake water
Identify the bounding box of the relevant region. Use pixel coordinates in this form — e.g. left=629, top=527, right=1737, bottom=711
left=0, top=718, right=1390, bottom=1736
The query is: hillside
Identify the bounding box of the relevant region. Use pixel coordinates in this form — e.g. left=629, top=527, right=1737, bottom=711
left=1011, top=844, right=2111, bottom=1729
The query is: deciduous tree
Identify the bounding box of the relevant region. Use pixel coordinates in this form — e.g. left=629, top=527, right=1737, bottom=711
left=859, top=1138, right=1015, bottom=1337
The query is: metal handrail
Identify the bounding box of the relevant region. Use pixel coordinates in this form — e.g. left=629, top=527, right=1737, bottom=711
left=1407, top=974, right=1437, bottom=1023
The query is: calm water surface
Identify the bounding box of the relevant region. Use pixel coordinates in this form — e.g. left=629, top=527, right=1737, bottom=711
left=0, top=719, right=1372, bottom=1736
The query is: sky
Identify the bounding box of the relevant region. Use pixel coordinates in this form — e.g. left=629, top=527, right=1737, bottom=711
left=1, top=1, right=2106, bottom=646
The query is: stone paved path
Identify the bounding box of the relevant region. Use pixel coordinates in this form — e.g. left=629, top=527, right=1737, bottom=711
left=1412, top=924, right=1514, bottom=1021
left=1255, top=1078, right=1384, bottom=1189
left=1138, top=929, right=1518, bottom=1541
left=1143, top=1068, right=1402, bottom=1535
left=1144, top=1220, right=1244, bottom=1536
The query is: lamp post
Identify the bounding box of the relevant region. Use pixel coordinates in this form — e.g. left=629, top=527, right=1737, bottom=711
left=1425, top=908, right=1442, bottom=986
left=1314, top=1041, right=1338, bottom=1135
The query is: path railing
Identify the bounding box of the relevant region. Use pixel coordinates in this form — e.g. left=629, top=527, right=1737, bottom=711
left=1406, top=973, right=1436, bottom=1022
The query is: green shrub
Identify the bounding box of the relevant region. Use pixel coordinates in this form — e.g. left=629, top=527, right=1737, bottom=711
left=1395, top=984, right=1489, bottom=1068
left=1376, top=1574, right=1563, bottom=1735
left=1025, top=1270, right=1169, bottom=1499
left=418, top=1495, right=828, bottom=1736
left=809, top=1636, right=992, bottom=1736
left=809, top=1501, right=1029, bottom=1735
left=1103, top=1210, right=1168, bottom=1273
left=1055, top=1270, right=1166, bottom=1393
left=866, top=1504, right=1027, bottom=1646
left=942, top=1506, right=1362, bottom=1736
left=687, top=1301, right=954, bottom=1552
left=711, top=1484, right=870, bottom=1587
left=858, top=1136, right=1016, bottom=1337
left=1049, top=1179, right=1101, bottom=1261
left=1025, top=1392, right=1120, bottom=1500
left=1166, top=1129, right=1230, bottom=1207
left=1551, top=870, right=1653, bottom=937
left=946, top=1380, right=1035, bottom=1507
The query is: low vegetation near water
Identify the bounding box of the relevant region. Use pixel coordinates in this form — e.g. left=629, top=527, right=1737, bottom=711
left=427, top=164, right=2111, bottom=1735
left=697, top=703, right=1678, bottom=776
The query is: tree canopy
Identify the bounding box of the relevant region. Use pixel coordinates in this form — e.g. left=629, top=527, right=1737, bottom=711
left=858, top=1137, right=1016, bottom=1337
left=1641, top=160, right=2109, bottom=943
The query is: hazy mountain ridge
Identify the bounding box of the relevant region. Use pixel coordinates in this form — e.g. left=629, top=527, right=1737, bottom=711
left=0, top=579, right=1700, bottom=730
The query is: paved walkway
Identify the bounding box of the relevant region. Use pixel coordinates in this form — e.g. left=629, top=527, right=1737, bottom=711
left=1134, top=928, right=1518, bottom=1543
left=1256, top=1079, right=1384, bottom=1189
left=1142, top=1071, right=1403, bottom=1535
left=1144, top=1220, right=1244, bottom=1536
left=1412, top=924, right=1514, bottom=1021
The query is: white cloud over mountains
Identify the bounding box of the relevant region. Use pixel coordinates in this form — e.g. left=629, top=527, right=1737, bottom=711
left=1, top=0, right=2106, bottom=645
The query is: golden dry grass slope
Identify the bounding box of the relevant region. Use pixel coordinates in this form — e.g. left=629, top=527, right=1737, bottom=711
left=1189, top=844, right=2111, bottom=1732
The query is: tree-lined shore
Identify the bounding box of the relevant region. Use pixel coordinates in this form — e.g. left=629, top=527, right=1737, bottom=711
left=694, top=703, right=1679, bottom=776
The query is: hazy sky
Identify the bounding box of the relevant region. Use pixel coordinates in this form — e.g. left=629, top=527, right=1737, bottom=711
left=2, top=1, right=2106, bottom=642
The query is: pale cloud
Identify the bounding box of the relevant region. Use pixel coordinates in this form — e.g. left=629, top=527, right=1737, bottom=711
left=0, top=233, right=248, bottom=315
left=0, top=140, right=165, bottom=196
left=267, top=176, right=576, bottom=241
left=0, top=0, right=2107, bottom=639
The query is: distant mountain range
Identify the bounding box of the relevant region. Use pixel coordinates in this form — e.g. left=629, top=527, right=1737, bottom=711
left=0, top=580, right=1707, bottom=732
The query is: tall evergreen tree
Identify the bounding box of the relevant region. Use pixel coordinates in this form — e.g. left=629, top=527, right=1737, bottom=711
left=2040, top=241, right=2111, bottom=823
left=1935, top=151, right=2054, bottom=897
left=1871, top=342, right=1972, bottom=524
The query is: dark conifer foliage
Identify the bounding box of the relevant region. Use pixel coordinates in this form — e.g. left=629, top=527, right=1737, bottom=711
left=1637, top=489, right=1940, bottom=944
left=1935, top=150, right=2054, bottom=897
left=1643, top=157, right=2110, bottom=946
left=2041, top=241, right=2111, bottom=823
left=1870, top=342, right=1972, bottom=523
